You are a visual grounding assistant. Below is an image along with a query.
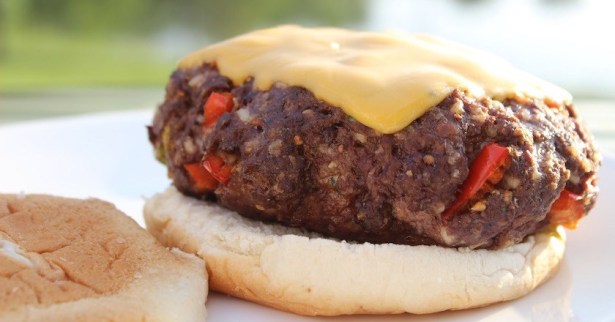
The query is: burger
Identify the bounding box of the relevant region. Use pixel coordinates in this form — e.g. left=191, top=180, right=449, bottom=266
left=144, top=25, right=600, bottom=315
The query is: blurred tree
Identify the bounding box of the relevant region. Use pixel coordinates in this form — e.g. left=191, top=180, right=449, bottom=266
left=15, top=0, right=365, bottom=39
left=0, top=0, right=5, bottom=59
left=188, top=0, right=366, bottom=39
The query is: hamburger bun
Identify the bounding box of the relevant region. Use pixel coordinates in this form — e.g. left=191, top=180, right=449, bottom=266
left=144, top=187, right=565, bottom=316
left=0, top=193, right=207, bottom=322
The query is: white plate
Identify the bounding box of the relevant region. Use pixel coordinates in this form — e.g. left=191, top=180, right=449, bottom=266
left=0, top=110, right=613, bottom=322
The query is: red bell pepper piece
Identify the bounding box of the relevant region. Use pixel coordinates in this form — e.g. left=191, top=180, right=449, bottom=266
left=442, top=143, right=510, bottom=220
left=548, top=189, right=585, bottom=229
left=203, top=92, right=234, bottom=128
left=202, top=155, right=232, bottom=185
left=183, top=162, right=218, bottom=192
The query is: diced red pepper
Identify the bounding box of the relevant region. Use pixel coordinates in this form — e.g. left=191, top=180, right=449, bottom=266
left=203, top=92, right=234, bottom=128
left=543, top=97, right=563, bottom=110
left=183, top=163, right=218, bottom=192
left=548, top=189, right=585, bottom=229
left=202, top=155, right=232, bottom=185
left=442, top=143, right=510, bottom=220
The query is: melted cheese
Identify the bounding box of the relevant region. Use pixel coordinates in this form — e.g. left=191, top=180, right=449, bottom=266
left=179, top=25, right=571, bottom=134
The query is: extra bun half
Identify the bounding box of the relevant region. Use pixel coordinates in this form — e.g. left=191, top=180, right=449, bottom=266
left=0, top=193, right=207, bottom=322
left=144, top=187, right=565, bottom=316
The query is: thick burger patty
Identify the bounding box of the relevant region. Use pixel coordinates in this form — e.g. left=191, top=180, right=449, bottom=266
left=148, top=64, right=599, bottom=249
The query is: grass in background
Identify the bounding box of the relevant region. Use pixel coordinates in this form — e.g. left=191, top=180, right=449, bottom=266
left=0, top=28, right=172, bottom=91
left=0, top=0, right=365, bottom=91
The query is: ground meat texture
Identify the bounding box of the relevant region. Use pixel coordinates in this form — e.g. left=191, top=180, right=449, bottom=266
left=148, top=64, right=600, bottom=249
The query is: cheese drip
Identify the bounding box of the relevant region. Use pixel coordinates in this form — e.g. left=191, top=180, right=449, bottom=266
left=179, top=26, right=571, bottom=134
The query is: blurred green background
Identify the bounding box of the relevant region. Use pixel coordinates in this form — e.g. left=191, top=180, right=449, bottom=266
left=0, top=0, right=364, bottom=90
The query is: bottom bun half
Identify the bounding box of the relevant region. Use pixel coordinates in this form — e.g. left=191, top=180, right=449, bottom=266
left=144, top=187, right=565, bottom=316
